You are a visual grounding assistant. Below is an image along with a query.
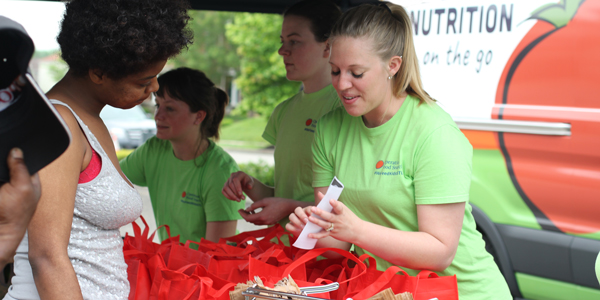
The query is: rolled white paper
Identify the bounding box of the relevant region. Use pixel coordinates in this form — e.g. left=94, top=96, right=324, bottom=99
left=293, top=177, right=344, bottom=249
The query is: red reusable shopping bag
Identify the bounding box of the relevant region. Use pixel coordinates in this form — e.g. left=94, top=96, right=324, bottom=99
left=126, top=258, right=151, bottom=300
left=149, top=263, right=236, bottom=300
left=345, top=263, right=458, bottom=300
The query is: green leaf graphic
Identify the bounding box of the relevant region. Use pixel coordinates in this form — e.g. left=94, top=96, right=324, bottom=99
left=528, top=0, right=586, bottom=28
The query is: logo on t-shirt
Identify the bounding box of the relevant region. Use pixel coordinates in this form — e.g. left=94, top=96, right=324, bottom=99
left=374, top=160, right=403, bottom=176
left=180, top=191, right=201, bottom=206
left=304, top=118, right=317, bottom=133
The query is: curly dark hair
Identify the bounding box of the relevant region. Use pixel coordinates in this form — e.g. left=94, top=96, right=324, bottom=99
left=58, top=0, right=193, bottom=79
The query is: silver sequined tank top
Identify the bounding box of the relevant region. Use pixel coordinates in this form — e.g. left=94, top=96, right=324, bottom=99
left=5, top=100, right=143, bottom=300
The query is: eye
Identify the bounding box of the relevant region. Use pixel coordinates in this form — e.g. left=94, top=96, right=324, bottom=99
left=140, top=81, right=151, bottom=88
left=331, top=70, right=340, bottom=76
left=352, top=73, right=364, bottom=79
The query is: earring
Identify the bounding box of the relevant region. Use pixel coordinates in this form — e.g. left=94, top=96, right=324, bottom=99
left=388, top=76, right=393, bottom=80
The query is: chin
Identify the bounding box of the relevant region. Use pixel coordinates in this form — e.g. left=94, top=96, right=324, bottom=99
left=342, top=105, right=363, bottom=117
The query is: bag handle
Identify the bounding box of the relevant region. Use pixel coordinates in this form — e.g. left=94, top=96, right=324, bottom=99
left=282, top=248, right=367, bottom=284
left=184, top=239, right=258, bottom=257
left=348, top=265, right=410, bottom=300
left=221, top=224, right=288, bottom=245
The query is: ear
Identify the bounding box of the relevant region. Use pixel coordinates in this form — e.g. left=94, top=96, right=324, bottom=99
left=388, top=55, right=402, bottom=77
left=322, top=40, right=331, bottom=58
left=195, top=110, right=207, bottom=125
left=88, top=69, right=105, bottom=85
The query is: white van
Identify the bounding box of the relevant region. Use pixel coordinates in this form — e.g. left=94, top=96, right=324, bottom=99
left=394, top=0, right=600, bottom=299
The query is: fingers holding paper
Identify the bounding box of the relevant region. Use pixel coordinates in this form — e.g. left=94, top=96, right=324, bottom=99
left=306, top=198, right=362, bottom=244
left=286, top=206, right=313, bottom=235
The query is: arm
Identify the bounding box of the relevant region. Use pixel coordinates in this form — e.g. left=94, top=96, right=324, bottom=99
left=27, top=106, right=86, bottom=299
left=222, top=171, right=274, bottom=202
left=0, top=148, right=41, bottom=268
left=118, top=142, right=148, bottom=187
left=239, top=197, right=313, bottom=226
left=205, top=220, right=238, bottom=243
left=305, top=198, right=464, bottom=271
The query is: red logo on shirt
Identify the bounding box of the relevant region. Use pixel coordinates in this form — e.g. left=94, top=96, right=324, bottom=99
left=182, top=191, right=186, bottom=198
left=305, top=119, right=313, bottom=126
left=376, top=160, right=384, bottom=169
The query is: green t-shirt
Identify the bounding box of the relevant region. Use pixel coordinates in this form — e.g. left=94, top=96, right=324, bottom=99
left=120, top=137, right=244, bottom=244
left=262, top=84, right=340, bottom=225
left=312, top=95, right=511, bottom=299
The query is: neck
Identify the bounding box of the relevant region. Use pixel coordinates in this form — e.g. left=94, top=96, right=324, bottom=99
left=363, top=91, right=407, bottom=128
left=171, top=137, right=208, bottom=161
left=301, top=64, right=332, bottom=94
left=46, top=71, right=106, bottom=116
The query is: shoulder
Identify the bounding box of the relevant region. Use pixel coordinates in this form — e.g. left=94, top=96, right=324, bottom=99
left=272, top=93, right=299, bottom=116
left=206, top=142, right=238, bottom=170
left=128, top=136, right=171, bottom=160
left=143, top=136, right=170, bottom=150
left=408, top=95, right=458, bottom=133
left=51, top=103, right=88, bottom=152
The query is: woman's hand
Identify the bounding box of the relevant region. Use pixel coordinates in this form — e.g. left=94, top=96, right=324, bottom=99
left=305, top=192, right=364, bottom=244
left=222, top=171, right=254, bottom=201
left=239, top=197, right=304, bottom=226
left=286, top=205, right=314, bottom=235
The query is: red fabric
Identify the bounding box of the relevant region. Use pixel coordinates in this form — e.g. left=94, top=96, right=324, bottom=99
left=78, top=148, right=101, bottom=183
left=123, top=219, right=458, bottom=300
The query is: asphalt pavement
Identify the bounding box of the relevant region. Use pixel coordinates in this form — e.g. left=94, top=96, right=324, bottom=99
left=119, top=147, right=273, bottom=242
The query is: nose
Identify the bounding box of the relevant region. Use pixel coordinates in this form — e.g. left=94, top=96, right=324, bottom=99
left=278, top=43, right=289, bottom=57
left=336, top=73, right=352, bottom=91
left=147, top=77, right=160, bottom=94
left=154, top=106, right=163, bottom=120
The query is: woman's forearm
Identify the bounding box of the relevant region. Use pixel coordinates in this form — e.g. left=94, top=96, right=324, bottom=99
left=244, top=177, right=274, bottom=202
left=30, top=252, right=83, bottom=300
left=351, top=221, right=456, bottom=271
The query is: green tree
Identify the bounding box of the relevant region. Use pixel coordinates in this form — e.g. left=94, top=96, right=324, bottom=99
left=171, top=11, right=240, bottom=89
left=226, top=13, right=301, bottom=117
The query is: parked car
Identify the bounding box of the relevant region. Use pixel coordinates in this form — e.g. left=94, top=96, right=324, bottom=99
left=100, top=105, right=156, bottom=150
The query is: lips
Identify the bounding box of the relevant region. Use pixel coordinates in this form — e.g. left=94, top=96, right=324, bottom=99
left=341, top=94, right=359, bottom=105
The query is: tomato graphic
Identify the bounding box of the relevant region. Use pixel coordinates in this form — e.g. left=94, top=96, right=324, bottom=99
left=182, top=191, right=186, bottom=198
left=495, top=0, right=600, bottom=234
left=306, top=119, right=313, bottom=126
left=376, top=160, right=384, bottom=169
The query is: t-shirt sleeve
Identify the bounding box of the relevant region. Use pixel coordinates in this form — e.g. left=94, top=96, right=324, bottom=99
left=262, top=102, right=283, bottom=146
left=414, top=124, right=473, bottom=205
left=119, top=141, right=148, bottom=186
left=312, top=114, right=335, bottom=188
left=203, top=154, right=245, bottom=222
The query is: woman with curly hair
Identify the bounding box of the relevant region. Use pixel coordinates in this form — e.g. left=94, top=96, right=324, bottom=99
left=3, top=0, right=192, bottom=299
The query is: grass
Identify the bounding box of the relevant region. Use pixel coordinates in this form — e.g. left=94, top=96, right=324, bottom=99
left=115, top=116, right=270, bottom=162
left=116, top=149, right=134, bottom=161
left=218, top=116, right=270, bottom=149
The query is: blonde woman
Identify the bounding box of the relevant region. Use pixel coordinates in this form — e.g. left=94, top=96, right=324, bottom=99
left=287, top=3, right=512, bottom=299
